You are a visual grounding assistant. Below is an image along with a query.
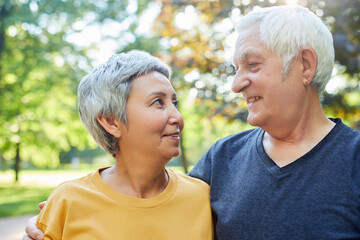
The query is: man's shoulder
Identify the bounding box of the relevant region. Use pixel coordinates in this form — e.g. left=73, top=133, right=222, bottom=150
left=326, top=118, right=360, bottom=166
left=331, top=118, right=360, bottom=142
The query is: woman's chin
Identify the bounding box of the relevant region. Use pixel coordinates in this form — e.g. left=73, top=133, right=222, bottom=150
left=167, top=150, right=180, bottom=159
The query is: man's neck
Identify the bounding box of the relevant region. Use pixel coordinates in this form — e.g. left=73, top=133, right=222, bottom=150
left=261, top=100, right=335, bottom=167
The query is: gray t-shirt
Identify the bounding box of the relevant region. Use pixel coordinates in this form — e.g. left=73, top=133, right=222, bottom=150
left=190, top=118, right=360, bottom=240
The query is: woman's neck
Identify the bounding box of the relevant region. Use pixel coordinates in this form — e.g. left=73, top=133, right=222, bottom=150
left=100, top=157, right=169, bottom=199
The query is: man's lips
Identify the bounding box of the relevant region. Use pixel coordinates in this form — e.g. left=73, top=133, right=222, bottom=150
left=247, top=96, right=261, bottom=104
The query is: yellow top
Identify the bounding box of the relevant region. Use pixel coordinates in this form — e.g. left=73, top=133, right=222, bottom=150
left=37, top=168, right=213, bottom=240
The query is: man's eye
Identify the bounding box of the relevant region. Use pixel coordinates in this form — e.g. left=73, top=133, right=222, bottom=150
left=173, top=100, right=179, bottom=108
left=249, top=62, right=258, bottom=67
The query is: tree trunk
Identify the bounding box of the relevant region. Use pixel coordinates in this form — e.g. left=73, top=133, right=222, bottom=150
left=14, top=142, right=20, bottom=182
left=0, top=154, right=8, bottom=171
left=179, top=136, right=189, bottom=174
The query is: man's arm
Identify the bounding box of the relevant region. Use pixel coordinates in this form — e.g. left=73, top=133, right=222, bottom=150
left=23, top=202, right=46, bottom=240
left=188, top=142, right=217, bottom=184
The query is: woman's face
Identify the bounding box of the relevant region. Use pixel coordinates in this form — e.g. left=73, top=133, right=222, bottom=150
left=118, top=71, right=184, bottom=163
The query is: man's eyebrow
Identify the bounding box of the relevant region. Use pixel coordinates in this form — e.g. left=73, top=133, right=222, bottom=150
left=233, top=48, right=263, bottom=68
left=240, top=49, right=262, bottom=61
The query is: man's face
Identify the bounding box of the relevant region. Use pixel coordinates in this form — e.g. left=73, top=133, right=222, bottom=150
left=232, top=25, right=306, bottom=130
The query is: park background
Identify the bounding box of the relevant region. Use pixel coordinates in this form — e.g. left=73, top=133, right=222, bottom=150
left=0, top=0, right=359, bottom=231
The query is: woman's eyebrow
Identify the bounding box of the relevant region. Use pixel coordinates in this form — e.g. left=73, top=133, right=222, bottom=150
left=149, top=92, right=177, bottom=98
left=149, top=91, right=166, bottom=97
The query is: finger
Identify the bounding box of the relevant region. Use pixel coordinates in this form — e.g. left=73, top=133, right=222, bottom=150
left=23, top=233, right=42, bottom=240
left=38, top=201, right=46, bottom=210
left=25, top=215, right=44, bottom=240
left=22, top=233, right=31, bottom=240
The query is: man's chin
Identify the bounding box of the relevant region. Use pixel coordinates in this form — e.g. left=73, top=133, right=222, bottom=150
left=247, top=114, right=262, bottom=127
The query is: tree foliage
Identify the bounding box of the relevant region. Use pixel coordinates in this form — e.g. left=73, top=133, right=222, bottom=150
left=0, top=0, right=151, bottom=180
left=151, top=0, right=359, bottom=130
left=0, top=1, right=90, bottom=181
left=0, top=0, right=359, bottom=179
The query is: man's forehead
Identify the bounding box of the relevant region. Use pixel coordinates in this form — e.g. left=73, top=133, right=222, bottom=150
left=232, top=28, right=262, bottom=62
left=240, top=48, right=262, bottom=59
left=232, top=47, right=263, bottom=65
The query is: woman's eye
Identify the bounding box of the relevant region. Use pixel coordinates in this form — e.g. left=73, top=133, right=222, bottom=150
left=173, top=100, right=179, bottom=108
left=249, top=62, right=258, bottom=67
left=153, top=99, right=163, bottom=106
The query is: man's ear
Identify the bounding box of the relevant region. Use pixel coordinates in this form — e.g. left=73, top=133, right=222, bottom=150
left=96, top=115, right=122, bottom=138
left=300, top=47, right=318, bottom=86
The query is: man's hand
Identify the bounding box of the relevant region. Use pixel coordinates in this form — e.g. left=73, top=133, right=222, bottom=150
left=22, top=201, right=46, bottom=240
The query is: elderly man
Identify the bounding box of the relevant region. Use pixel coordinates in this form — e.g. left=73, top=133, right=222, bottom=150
left=25, top=5, right=360, bottom=240
left=190, top=5, right=360, bottom=239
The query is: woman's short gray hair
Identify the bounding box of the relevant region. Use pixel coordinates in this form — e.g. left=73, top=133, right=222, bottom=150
left=78, top=50, right=171, bottom=156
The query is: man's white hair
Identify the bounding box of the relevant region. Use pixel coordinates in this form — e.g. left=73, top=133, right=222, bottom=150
left=237, top=5, right=334, bottom=96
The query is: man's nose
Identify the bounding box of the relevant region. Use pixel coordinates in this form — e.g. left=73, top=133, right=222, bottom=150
left=231, top=69, right=250, bottom=93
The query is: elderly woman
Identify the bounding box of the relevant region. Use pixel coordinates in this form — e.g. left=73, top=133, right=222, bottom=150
left=31, top=50, right=213, bottom=240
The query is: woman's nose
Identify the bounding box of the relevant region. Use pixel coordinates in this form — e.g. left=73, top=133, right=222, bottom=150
left=169, top=106, right=184, bottom=131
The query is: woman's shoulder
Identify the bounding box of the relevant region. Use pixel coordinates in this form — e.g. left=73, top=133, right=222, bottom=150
left=169, top=169, right=209, bottom=189
left=48, top=170, right=98, bottom=198
left=168, top=170, right=210, bottom=206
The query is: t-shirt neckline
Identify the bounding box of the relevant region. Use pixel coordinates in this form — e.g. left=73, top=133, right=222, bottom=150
left=91, top=167, right=178, bottom=208
left=256, top=118, right=342, bottom=176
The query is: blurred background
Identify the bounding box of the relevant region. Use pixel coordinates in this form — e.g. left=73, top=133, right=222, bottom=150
left=0, top=0, right=359, bottom=226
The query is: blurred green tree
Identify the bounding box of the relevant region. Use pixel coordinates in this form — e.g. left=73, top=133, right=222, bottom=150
left=0, top=0, right=151, bottom=181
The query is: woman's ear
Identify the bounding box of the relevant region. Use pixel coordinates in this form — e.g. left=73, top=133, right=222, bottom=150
left=96, top=115, right=122, bottom=138
left=300, top=47, right=318, bottom=86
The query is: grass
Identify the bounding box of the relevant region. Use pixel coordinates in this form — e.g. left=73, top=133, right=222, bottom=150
left=0, top=166, right=187, bottom=218
left=0, top=183, right=54, bottom=217
left=0, top=167, right=92, bottom=218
